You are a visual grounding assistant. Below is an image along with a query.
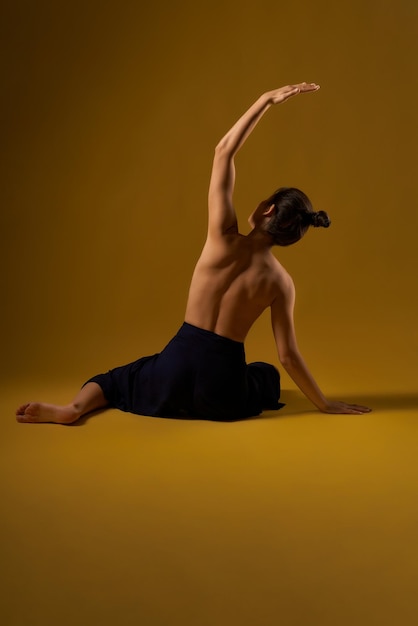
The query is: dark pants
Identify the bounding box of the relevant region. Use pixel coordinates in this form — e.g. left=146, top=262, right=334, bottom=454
left=84, top=322, right=283, bottom=421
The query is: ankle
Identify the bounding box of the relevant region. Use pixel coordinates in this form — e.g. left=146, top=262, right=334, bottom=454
left=68, top=403, right=83, bottom=418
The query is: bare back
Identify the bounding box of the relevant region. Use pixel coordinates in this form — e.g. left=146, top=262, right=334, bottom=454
left=185, top=233, right=290, bottom=342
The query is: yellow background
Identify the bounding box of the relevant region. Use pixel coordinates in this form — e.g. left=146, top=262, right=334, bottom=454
left=1, top=1, right=418, bottom=625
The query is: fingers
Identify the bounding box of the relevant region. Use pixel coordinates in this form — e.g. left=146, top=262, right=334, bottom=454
left=341, top=403, right=372, bottom=414
left=324, top=401, right=372, bottom=415
left=345, top=403, right=372, bottom=412
left=282, top=86, right=301, bottom=97
left=269, top=82, right=320, bottom=105
left=283, top=82, right=320, bottom=101
left=350, top=404, right=372, bottom=412
left=294, top=82, right=320, bottom=92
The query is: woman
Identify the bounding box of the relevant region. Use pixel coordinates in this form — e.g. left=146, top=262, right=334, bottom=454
left=16, top=82, right=371, bottom=424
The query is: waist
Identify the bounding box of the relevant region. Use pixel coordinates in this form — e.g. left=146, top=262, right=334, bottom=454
left=179, top=322, right=244, bottom=347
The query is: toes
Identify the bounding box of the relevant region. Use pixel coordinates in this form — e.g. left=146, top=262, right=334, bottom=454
left=16, top=403, right=30, bottom=416
left=15, top=403, right=40, bottom=423
left=25, top=404, right=39, bottom=417
left=16, top=414, right=30, bottom=423
left=16, top=412, right=36, bottom=423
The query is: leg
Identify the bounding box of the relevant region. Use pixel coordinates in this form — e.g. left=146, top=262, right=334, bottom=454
left=247, top=362, right=283, bottom=411
left=16, top=383, right=108, bottom=424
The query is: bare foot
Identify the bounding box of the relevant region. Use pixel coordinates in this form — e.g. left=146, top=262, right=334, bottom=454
left=16, top=402, right=80, bottom=424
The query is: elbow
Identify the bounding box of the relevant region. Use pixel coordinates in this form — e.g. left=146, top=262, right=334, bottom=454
left=279, top=350, right=300, bottom=370
left=214, top=140, right=233, bottom=157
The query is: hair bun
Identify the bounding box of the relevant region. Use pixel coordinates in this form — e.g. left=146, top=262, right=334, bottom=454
left=310, top=210, right=331, bottom=228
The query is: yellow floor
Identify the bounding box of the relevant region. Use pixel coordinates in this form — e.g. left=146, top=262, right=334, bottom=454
left=2, top=379, right=418, bottom=626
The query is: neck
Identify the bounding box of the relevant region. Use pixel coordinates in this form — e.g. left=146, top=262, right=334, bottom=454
left=246, top=227, right=274, bottom=249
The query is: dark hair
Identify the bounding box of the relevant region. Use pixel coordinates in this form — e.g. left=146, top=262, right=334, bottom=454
left=265, top=187, right=331, bottom=246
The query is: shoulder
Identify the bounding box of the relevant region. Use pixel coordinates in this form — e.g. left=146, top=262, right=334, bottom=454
left=199, top=232, right=246, bottom=261
left=270, top=259, right=295, bottom=305
left=270, top=257, right=294, bottom=289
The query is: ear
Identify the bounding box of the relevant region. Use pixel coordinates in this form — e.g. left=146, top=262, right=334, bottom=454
left=263, top=203, right=276, bottom=217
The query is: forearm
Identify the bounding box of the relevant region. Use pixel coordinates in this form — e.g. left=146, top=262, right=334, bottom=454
left=214, top=82, right=319, bottom=158
left=215, top=93, right=272, bottom=156
left=281, top=351, right=328, bottom=411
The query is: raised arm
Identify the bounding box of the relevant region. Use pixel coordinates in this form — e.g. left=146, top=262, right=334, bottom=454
left=207, top=83, right=320, bottom=239
left=271, top=279, right=371, bottom=415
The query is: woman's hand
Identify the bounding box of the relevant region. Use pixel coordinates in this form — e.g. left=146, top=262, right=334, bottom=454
left=265, top=82, right=320, bottom=105
left=321, top=400, right=372, bottom=415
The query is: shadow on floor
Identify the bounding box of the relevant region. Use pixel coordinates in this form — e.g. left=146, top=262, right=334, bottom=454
left=265, top=389, right=418, bottom=419
left=329, top=391, right=418, bottom=412
left=69, top=407, right=109, bottom=426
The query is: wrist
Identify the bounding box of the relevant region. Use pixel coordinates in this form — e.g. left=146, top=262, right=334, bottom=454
left=317, top=399, right=330, bottom=413
left=313, top=394, right=330, bottom=412
left=260, top=92, right=274, bottom=107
